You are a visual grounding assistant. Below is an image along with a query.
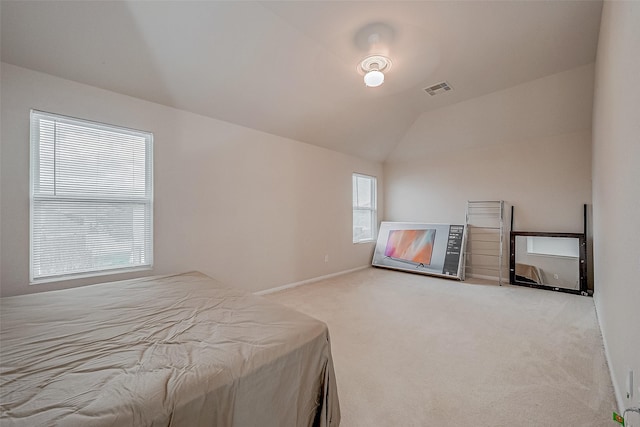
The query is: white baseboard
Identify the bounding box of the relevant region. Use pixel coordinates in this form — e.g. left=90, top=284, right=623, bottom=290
left=594, top=296, right=624, bottom=413
left=254, top=266, right=369, bottom=296
left=466, top=273, right=500, bottom=282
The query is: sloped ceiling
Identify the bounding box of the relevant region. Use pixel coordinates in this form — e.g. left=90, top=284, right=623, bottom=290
left=0, top=1, right=602, bottom=162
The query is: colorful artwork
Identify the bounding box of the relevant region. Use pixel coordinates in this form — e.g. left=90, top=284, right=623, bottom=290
left=384, top=229, right=436, bottom=266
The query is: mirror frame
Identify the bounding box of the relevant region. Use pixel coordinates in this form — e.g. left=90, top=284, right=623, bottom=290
left=509, top=231, right=587, bottom=295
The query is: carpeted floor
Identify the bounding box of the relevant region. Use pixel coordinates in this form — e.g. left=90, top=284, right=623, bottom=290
left=264, top=267, right=616, bottom=427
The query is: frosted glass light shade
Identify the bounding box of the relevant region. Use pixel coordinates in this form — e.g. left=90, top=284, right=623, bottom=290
left=364, top=70, right=384, bottom=87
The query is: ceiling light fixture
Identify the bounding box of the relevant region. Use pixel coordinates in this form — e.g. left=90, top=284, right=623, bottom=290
left=358, top=55, right=392, bottom=88
left=364, top=69, right=385, bottom=88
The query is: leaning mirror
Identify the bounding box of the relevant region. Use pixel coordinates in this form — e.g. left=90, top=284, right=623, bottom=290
left=510, top=232, right=586, bottom=294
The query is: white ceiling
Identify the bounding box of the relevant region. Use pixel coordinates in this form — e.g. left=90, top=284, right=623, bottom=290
left=0, top=1, right=603, bottom=162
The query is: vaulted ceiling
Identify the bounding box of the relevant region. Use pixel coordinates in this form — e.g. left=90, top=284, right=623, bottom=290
left=1, top=1, right=603, bottom=162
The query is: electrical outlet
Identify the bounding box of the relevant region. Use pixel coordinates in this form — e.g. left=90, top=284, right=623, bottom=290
left=553, top=273, right=559, bottom=280
left=626, top=405, right=640, bottom=427
left=324, top=255, right=329, bottom=263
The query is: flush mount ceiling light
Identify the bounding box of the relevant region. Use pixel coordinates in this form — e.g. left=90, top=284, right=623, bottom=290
left=358, top=55, right=392, bottom=88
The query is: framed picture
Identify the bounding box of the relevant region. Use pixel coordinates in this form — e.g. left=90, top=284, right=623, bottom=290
left=372, top=222, right=466, bottom=280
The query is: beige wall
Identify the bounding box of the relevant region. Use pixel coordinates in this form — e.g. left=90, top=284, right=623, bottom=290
left=384, top=64, right=594, bottom=233
left=0, top=63, right=382, bottom=296
left=592, top=1, right=640, bottom=416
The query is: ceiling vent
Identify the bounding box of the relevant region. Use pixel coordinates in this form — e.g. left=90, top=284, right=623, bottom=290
left=423, top=81, right=452, bottom=96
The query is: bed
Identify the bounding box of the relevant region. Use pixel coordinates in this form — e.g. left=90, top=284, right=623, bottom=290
left=0, top=272, right=340, bottom=426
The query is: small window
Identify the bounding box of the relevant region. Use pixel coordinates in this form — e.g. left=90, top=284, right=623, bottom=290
left=30, top=110, right=153, bottom=283
left=352, top=173, right=377, bottom=243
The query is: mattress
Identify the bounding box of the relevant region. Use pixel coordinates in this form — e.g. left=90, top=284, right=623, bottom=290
left=0, top=272, right=340, bottom=426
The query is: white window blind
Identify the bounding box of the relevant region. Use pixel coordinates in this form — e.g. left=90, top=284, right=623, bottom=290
left=30, top=110, right=153, bottom=283
left=353, top=173, right=377, bottom=243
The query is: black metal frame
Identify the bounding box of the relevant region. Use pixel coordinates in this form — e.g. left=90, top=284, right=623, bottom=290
left=509, top=231, right=587, bottom=295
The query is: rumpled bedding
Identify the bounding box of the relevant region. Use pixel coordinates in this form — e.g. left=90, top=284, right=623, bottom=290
left=0, top=272, right=340, bottom=426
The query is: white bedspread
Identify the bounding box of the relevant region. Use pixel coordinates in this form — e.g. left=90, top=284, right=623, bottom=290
left=0, top=272, right=340, bottom=426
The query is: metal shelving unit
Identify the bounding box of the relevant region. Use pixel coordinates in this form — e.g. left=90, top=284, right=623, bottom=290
left=465, top=201, right=505, bottom=285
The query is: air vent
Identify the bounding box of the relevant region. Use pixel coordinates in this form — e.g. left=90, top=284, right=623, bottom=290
left=423, top=81, right=452, bottom=96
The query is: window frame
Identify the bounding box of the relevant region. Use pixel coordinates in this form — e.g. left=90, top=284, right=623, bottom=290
left=352, top=173, right=378, bottom=244
left=29, top=110, right=154, bottom=284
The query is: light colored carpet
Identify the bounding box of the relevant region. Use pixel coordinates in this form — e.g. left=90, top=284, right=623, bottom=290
left=265, top=267, right=616, bottom=427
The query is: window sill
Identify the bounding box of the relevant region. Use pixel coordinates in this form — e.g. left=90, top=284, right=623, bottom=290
left=30, top=265, right=153, bottom=285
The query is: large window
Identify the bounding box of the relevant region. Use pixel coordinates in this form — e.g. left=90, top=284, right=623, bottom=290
left=352, top=173, right=377, bottom=243
left=30, top=110, right=153, bottom=283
